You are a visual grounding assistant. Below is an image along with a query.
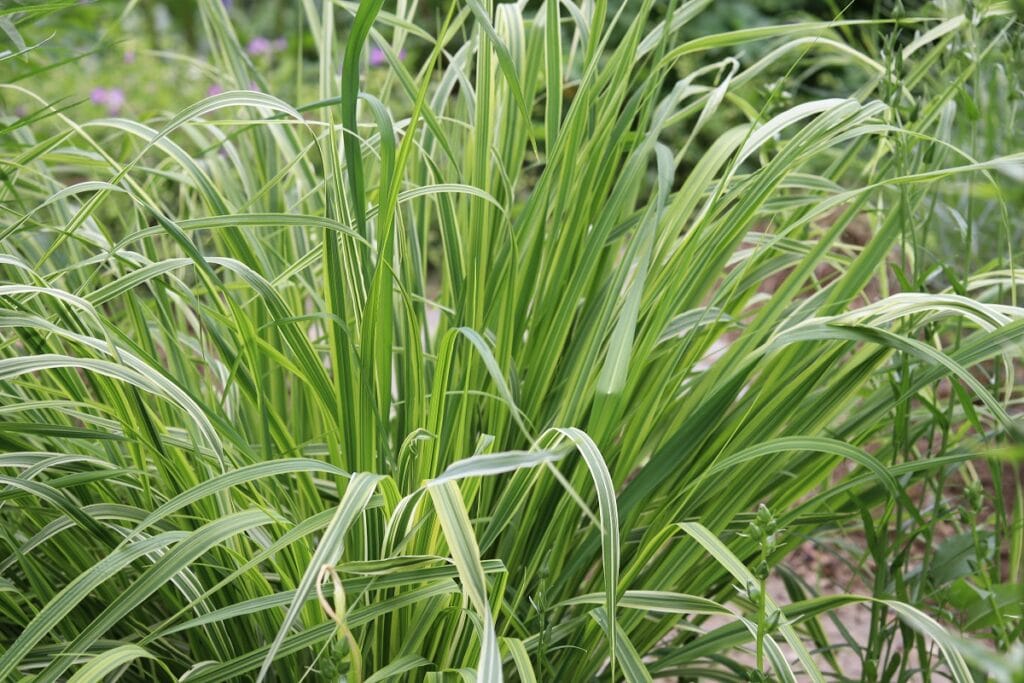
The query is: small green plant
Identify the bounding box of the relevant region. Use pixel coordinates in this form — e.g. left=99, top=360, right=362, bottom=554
left=744, top=504, right=782, bottom=679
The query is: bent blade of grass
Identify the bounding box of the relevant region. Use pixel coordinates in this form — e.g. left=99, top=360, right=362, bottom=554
left=700, top=436, right=900, bottom=500
left=770, top=322, right=1019, bottom=436
left=0, top=354, right=223, bottom=465
left=559, top=589, right=732, bottom=617
left=123, top=458, right=348, bottom=541
left=430, top=449, right=564, bottom=485
left=66, top=644, right=161, bottom=683
left=256, top=472, right=381, bottom=683
left=545, top=427, right=621, bottom=679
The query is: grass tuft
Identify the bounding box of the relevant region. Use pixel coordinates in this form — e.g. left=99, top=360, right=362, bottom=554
left=1, top=1, right=1022, bottom=680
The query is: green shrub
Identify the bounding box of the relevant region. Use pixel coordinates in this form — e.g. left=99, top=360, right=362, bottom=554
left=1, top=1, right=1021, bottom=680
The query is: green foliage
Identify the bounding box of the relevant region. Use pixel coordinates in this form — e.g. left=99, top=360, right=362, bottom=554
left=1, top=1, right=1022, bottom=681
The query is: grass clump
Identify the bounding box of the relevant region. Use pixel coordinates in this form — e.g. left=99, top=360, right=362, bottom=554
left=1, top=1, right=1022, bottom=680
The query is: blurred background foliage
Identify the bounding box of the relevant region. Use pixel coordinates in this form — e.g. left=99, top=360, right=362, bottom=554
left=4, top=0, right=1023, bottom=269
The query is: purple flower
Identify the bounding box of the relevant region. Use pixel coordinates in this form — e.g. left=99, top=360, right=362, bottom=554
left=247, top=36, right=272, bottom=56
left=368, top=45, right=406, bottom=67
left=123, top=49, right=135, bottom=64
left=104, top=88, right=125, bottom=115
left=246, top=36, right=286, bottom=57
left=90, top=87, right=125, bottom=115
left=90, top=87, right=124, bottom=115
left=221, top=0, right=232, bottom=7
left=207, top=83, right=224, bottom=96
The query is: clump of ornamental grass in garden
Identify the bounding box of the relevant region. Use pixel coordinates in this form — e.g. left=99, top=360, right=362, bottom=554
left=1, top=1, right=1023, bottom=681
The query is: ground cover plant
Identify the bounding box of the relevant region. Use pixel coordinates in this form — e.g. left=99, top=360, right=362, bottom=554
left=1, top=0, right=1023, bottom=680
